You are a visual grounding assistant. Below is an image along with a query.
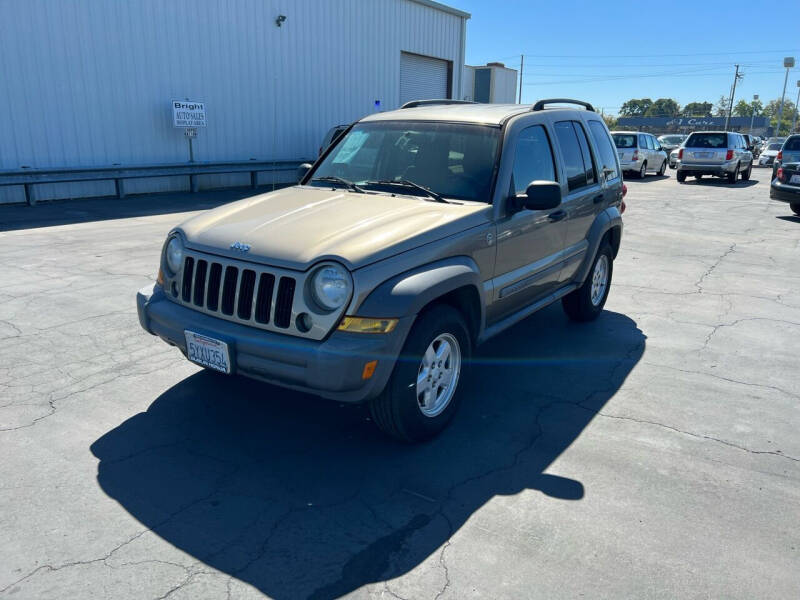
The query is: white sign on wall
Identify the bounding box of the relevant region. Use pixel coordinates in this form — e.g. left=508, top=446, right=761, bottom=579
left=172, top=100, right=206, bottom=127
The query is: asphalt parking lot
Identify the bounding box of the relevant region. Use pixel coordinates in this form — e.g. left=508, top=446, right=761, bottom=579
left=1, top=171, right=798, bottom=599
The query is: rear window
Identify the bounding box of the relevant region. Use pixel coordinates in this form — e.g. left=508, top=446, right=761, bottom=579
left=659, top=136, right=683, bottom=144
left=685, top=133, right=727, bottom=149
left=612, top=134, right=637, bottom=148
left=768, top=143, right=782, bottom=151
left=784, top=137, right=800, bottom=151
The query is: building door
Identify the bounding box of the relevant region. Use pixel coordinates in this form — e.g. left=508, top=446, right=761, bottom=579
left=400, top=52, right=450, bottom=105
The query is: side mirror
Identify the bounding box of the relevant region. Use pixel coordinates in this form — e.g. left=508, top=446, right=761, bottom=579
left=297, top=162, right=313, bottom=182
left=513, top=180, right=561, bottom=211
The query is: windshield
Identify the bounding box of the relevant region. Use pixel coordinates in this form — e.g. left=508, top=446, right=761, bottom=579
left=686, top=133, right=727, bottom=149
left=310, top=121, right=501, bottom=202
left=659, top=135, right=684, bottom=144
left=612, top=134, right=637, bottom=148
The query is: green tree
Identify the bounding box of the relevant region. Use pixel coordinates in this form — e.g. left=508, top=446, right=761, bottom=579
left=682, top=102, right=713, bottom=117
left=763, top=99, right=798, bottom=134
left=713, top=96, right=730, bottom=117
left=732, top=100, right=752, bottom=117
left=645, top=98, right=680, bottom=117
left=619, top=98, right=653, bottom=117
left=601, top=113, right=618, bottom=130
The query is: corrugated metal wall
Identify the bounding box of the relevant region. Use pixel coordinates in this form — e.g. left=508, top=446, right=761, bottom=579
left=0, top=0, right=466, bottom=203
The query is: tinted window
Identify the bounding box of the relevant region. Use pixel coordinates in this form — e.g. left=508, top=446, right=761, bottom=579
left=685, top=133, right=727, bottom=149
left=511, top=125, right=557, bottom=195
left=554, top=121, right=590, bottom=191
left=588, top=120, right=619, bottom=180
left=612, top=134, right=636, bottom=148
left=784, top=137, right=800, bottom=151
left=573, top=122, right=596, bottom=185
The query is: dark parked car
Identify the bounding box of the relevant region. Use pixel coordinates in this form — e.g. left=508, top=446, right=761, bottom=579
left=770, top=135, right=800, bottom=216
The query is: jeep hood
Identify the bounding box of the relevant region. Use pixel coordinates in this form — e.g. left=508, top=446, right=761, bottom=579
left=178, top=186, right=491, bottom=270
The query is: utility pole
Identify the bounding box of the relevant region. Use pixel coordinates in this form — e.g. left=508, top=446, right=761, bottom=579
left=776, top=57, right=795, bottom=136
left=518, top=54, right=524, bottom=104
left=724, top=64, right=741, bottom=131
left=791, top=80, right=800, bottom=134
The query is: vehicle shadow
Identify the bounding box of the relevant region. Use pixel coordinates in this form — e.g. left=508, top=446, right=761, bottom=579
left=776, top=215, right=800, bottom=223
left=0, top=188, right=276, bottom=232
left=623, top=174, right=670, bottom=183
left=679, top=178, right=760, bottom=187
left=91, top=306, right=645, bottom=599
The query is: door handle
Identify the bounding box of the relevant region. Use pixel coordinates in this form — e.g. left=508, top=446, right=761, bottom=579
left=593, top=194, right=605, bottom=204
left=548, top=210, right=566, bottom=222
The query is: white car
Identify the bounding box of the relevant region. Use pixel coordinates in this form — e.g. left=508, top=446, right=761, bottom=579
left=759, top=142, right=783, bottom=167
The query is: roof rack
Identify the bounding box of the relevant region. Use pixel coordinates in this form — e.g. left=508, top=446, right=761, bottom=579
left=400, top=99, right=477, bottom=109
left=532, top=99, right=595, bottom=113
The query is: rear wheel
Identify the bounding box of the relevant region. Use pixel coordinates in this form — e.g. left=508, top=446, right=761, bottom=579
left=562, top=243, right=613, bottom=322
left=741, top=163, right=752, bottom=181
left=637, top=162, right=647, bottom=179
left=791, top=202, right=800, bottom=216
left=727, top=163, right=740, bottom=184
left=676, top=170, right=687, bottom=183
left=657, top=160, right=666, bottom=176
left=369, top=305, right=470, bottom=443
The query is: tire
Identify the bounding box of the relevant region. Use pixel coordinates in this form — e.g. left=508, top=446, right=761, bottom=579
left=637, top=162, right=647, bottom=179
left=741, top=163, right=752, bottom=181
left=562, top=243, right=613, bottom=322
left=676, top=170, right=687, bottom=183
left=657, top=160, right=666, bottom=176
left=369, top=305, right=471, bottom=443
left=791, top=202, right=800, bottom=216
left=727, top=163, right=740, bottom=184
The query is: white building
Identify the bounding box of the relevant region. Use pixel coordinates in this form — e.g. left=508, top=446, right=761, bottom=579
left=462, top=63, right=518, bottom=104
left=0, top=0, right=469, bottom=203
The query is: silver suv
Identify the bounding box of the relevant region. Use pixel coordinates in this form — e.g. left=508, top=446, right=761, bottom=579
left=611, top=131, right=668, bottom=178
left=676, top=131, right=753, bottom=183
left=137, top=99, right=624, bottom=441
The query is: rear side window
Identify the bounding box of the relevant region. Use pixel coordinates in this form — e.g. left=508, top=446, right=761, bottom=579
left=554, top=121, right=596, bottom=191
left=612, top=134, right=636, bottom=148
left=639, top=134, right=648, bottom=149
left=646, top=136, right=655, bottom=150
left=784, top=137, right=800, bottom=151
left=588, top=120, right=620, bottom=180
left=686, top=133, right=727, bottom=148
left=511, top=125, right=557, bottom=195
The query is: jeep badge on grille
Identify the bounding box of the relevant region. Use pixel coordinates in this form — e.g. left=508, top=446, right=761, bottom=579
left=230, top=241, right=251, bottom=253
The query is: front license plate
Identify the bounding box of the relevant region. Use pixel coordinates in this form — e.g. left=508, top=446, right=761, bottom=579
left=184, top=330, right=231, bottom=373
left=790, top=174, right=800, bottom=184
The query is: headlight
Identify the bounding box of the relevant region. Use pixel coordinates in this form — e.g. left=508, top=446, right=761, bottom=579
left=165, top=236, right=184, bottom=275
left=311, top=264, right=352, bottom=310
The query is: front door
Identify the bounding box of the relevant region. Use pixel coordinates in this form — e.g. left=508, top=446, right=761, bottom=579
left=490, top=124, right=568, bottom=322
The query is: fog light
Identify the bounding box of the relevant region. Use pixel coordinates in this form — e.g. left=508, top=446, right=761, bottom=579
left=338, top=317, right=398, bottom=334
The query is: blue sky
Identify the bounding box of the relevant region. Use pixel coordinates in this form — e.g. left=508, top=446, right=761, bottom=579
left=456, top=0, right=800, bottom=114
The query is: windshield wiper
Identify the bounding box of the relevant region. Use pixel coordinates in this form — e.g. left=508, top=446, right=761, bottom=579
left=365, top=179, right=449, bottom=203
left=311, top=175, right=366, bottom=193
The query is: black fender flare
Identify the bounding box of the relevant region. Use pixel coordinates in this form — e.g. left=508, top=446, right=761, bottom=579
left=574, top=207, right=623, bottom=285
left=356, top=256, right=486, bottom=336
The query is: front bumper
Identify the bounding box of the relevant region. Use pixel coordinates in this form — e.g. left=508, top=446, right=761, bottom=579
left=770, top=180, right=800, bottom=203
left=137, top=283, right=413, bottom=403
left=677, top=161, right=737, bottom=176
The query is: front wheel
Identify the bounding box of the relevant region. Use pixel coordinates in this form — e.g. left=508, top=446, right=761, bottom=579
left=369, top=305, right=471, bottom=442
left=676, top=170, right=687, bottom=182
left=791, top=202, right=800, bottom=216
left=727, top=163, right=740, bottom=184
left=562, top=243, right=613, bottom=322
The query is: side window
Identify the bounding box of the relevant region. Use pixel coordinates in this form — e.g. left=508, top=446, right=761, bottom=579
left=652, top=136, right=661, bottom=150
left=639, top=134, right=648, bottom=149
left=588, top=120, right=620, bottom=180
left=646, top=136, right=655, bottom=150
left=511, top=125, right=557, bottom=195
left=554, top=121, right=587, bottom=191
left=573, top=122, right=596, bottom=185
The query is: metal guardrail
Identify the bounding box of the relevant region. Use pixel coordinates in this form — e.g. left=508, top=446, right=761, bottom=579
left=0, top=159, right=310, bottom=206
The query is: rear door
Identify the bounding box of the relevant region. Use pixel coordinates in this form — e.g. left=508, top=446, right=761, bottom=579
left=554, top=120, right=604, bottom=282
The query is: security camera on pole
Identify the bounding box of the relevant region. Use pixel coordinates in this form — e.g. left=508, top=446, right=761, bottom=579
left=775, top=57, right=794, bottom=136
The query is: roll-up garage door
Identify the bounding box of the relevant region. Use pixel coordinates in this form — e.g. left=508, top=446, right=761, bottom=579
left=400, top=52, right=450, bottom=106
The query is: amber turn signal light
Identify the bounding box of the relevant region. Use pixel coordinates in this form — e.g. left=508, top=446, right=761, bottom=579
left=338, top=317, right=398, bottom=334
left=362, top=360, right=378, bottom=380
